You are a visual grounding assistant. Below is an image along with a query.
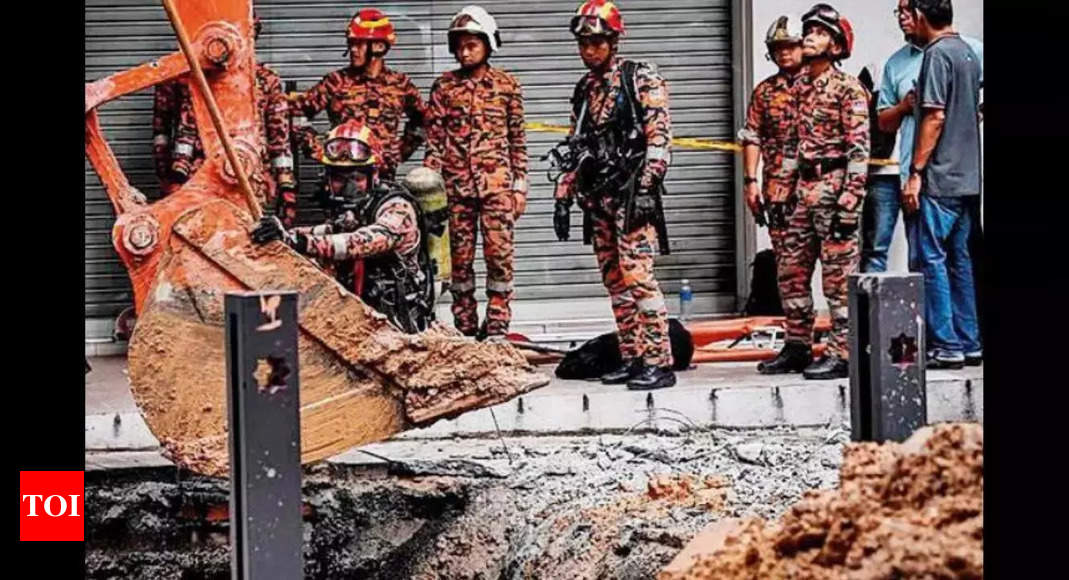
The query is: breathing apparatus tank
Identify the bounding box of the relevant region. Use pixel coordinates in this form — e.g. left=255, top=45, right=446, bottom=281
left=402, top=167, right=452, bottom=287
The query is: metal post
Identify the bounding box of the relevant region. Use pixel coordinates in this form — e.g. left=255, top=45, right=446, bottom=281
left=225, top=292, right=303, bottom=580
left=848, top=273, right=926, bottom=442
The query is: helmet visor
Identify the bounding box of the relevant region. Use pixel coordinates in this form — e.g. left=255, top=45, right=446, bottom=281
left=802, top=4, right=840, bottom=23
left=570, top=15, right=613, bottom=37
left=324, top=137, right=373, bottom=165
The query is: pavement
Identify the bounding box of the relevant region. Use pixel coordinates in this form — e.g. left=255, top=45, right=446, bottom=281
left=85, top=354, right=983, bottom=471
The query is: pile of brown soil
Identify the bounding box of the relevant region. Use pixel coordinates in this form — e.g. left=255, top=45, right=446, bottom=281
left=661, top=423, right=983, bottom=579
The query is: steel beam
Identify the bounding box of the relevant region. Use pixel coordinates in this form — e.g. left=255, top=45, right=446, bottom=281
left=848, top=273, right=927, bottom=442
left=225, top=292, right=303, bottom=580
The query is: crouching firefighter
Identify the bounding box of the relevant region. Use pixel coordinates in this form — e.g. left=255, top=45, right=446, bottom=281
left=251, top=120, right=438, bottom=334
left=549, top=0, right=675, bottom=390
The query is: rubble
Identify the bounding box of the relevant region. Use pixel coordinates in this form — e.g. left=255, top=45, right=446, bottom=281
left=85, top=425, right=850, bottom=579
left=659, top=423, right=983, bottom=580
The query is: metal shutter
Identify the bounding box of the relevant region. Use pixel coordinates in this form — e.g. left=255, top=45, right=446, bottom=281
left=84, top=0, right=736, bottom=330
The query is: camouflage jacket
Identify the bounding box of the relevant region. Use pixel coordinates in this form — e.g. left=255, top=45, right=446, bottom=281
left=153, top=79, right=205, bottom=182
left=163, top=65, right=296, bottom=192
left=796, top=65, right=871, bottom=203
left=424, top=67, right=528, bottom=200
left=151, top=80, right=181, bottom=183
left=738, top=70, right=804, bottom=189
left=294, top=197, right=420, bottom=266
left=555, top=57, right=672, bottom=201
left=292, top=66, right=426, bottom=179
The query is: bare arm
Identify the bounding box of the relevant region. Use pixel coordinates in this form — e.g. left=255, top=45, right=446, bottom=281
left=912, top=108, right=946, bottom=170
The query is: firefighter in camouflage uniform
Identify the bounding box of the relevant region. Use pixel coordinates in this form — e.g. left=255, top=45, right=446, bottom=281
left=737, top=16, right=811, bottom=375
left=151, top=14, right=298, bottom=225
left=424, top=6, right=528, bottom=339
left=552, top=0, right=675, bottom=390
left=289, top=8, right=426, bottom=182
left=251, top=119, right=436, bottom=334
left=769, top=4, right=870, bottom=380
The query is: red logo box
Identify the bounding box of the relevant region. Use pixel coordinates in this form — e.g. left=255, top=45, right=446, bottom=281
left=19, top=471, right=84, bottom=541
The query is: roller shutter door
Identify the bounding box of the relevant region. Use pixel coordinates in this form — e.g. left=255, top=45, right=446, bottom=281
left=84, top=0, right=737, bottom=330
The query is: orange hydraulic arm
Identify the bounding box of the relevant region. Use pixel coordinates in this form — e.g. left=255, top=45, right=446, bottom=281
left=84, top=0, right=548, bottom=477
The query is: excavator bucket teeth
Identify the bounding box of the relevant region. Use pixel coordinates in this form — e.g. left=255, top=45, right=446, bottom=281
left=128, top=200, right=549, bottom=477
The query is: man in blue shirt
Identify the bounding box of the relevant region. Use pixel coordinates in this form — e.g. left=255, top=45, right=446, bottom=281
left=871, top=0, right=982, bottom=273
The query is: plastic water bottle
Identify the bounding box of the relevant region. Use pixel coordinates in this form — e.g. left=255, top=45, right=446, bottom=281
left=679, top=279, right=693, bottom=322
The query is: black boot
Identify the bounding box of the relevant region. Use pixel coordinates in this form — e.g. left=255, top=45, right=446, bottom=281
left=627, top=364, right=677, bottom=390
left=803, top=355, right=849, bottom=380
left=601, top=359, right=639, bottom=385
left=757, top=342, right=812, bottom=375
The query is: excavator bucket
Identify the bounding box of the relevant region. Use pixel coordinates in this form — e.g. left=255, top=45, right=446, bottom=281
left=85, top=0, right=549, bottom=477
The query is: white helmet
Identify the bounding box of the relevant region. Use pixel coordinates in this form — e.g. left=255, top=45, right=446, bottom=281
left=448, top=5, right=502, bottom=53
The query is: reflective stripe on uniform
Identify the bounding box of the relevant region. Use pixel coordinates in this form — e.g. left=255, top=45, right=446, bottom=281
left=292, top=115, right=310, bottom=128
left=646, top=146, right=670, bottom=162
left=637, top=295, right=666, bottom=313
left=272, top=154, right=294, bottom=169
left=153, top=134, right=170, bottom=146
left=847, top=161, right=868, bottom=175
left=783, top=297, right=812, bottom=311
left=486, top=278, right=513, bottom=293
left=174, top=143, right=194, bottom=156
left=329, top=234, right=350, bottom=261
left=782, top=158, right=798, bottom=171
left=737, top=128, right=760, bottom=146
left=451, top=279, right=476, bottom=293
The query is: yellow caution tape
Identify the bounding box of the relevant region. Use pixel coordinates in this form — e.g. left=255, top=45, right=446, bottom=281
left=526, top=121, right=898, bottom=166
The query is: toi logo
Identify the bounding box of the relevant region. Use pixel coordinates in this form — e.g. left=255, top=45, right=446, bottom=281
left=19, top=471, right=84, bottom=541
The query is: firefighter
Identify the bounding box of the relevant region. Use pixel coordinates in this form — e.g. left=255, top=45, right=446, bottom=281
left=251, top=120, right=436, bottom=334
left=152, top=14, right=298, bottom=225
left=289, top=8, right=426, bottom=182
left=777, top=4, right=870, bottom=380
left=738, top=16, right=812, bottom=375
left=424, top=6, right=527, bottom=339
left=552, top=0, right=675, bottom=390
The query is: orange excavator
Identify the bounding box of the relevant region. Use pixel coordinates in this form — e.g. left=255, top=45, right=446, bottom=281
left=85, top=0, right=548, bottom=477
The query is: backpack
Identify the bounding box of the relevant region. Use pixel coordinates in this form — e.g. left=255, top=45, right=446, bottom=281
left=743, top=249, right=784, bottom=316
left=554, top=319, right=695, bottom=380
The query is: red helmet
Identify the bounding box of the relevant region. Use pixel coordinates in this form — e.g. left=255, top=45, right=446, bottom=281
left=347, top=8, right=397, bottom=46
left=802, top=3, right=854, bottom=60
left=571, top=0, right=624, bottom=38
left=320, top=120, right=381, bottom=169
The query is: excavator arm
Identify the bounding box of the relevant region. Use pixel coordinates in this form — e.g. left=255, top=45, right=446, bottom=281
left=84, top=0, right=548, bottom=477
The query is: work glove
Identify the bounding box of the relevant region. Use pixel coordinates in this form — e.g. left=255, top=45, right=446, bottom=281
left=331, top=210, right=359, bottom=233
left=829, top=210, right=859, bottom=242
left=553, top=199, right=572, bottom=241
left=631, top=187, right=658, bottom=229
left=252, top=215, right=306, bottom=252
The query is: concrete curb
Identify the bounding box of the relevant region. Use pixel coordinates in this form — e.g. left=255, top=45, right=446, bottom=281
left=399, top=375, right=982, bottom=439
left=85, top=371, right=982, bottom=469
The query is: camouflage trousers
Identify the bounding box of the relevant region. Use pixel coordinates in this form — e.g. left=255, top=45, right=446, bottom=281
left=778, top=169, right=860, bottom=358
left=448, top=191, right=516, bottom=336
left=591, top=196, right=672, bottom=368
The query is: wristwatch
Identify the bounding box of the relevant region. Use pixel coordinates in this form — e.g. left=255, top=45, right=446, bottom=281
left=909, top=165, right=925, bottom=176
left=743, top=176, right=758, bottom=185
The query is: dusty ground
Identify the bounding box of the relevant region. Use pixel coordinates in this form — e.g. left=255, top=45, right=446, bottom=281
left=85, top=424, right=851, bottom=579
left=660, top=423, right=983, bottom=580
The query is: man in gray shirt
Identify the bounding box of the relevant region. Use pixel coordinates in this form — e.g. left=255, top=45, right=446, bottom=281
left=901, top=0, right=982, bottom=368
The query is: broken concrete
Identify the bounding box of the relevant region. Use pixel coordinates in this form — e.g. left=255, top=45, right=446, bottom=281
left=85, top=426, right=863, bottom=579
